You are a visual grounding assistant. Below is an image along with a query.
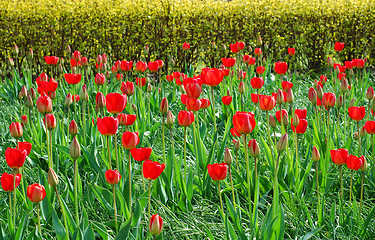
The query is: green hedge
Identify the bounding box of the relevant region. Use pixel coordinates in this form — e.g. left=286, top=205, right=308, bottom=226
left=0, top=0, right=374, bottom=70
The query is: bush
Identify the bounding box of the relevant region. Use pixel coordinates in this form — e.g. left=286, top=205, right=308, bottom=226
left=0, top=0, right=374, bottom=70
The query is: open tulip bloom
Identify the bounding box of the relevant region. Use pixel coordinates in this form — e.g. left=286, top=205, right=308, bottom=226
left=143, top=160, right=165, bottom=218
left=207, top=163, right=228, bottom=213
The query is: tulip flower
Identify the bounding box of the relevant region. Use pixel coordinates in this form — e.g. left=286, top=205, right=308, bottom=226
left=254, top=48, right=262, bottom=56
left=222, top=96, right=232, bottom=106
left=221, top=58, right=236, bottom=68
left=348, top=106, right=366, bottom=121
left=1, top=173, right=21, bottom=192
left=182, top=42, right=190, bottom=50
left=148, top=61, right=159, bottom=72
left=27, top=183, right=46, bottom=235
left=288, top=48, right=295, bottom=56
left=131, top=147, right=152, bottom=161
left=334, top=42, right=345, bottom=52
left=135, top=61, right=147, bottom=72
left=97, top=117, right=118, bottom=136
left=294, top=109, right=307, bottom=119
left=106, top=93, right=127, bottom=114
left=274, top=62, right=288, bottom=75
left=5, top=147, right=27, bottom=169
left=256, top=66, right=265, bottom=75
left=282, top=81, right=293, bottom=91
left=178, top=111, right=194, bottom=127
left=45, top=56, right=59, bottom=65
left=232, top=112, right=256, bottom=135
left=243, top=55, right=250, bottom=64
left=9, top=122, right=23, bottom=139
left=259, top=96, right=276, bottom=112
left=64, top=74, right=81, bottom=85
left=149, top=214, right=163, bottom=236
left=291, top=118, right=308, bottom=134
left=207, top=162, right=227, bottom=212
left=18, top=141, right=32, bottom=156
left=346, top=155, right=363, bottom=203
left=105, top=169, right=121, bottom=185
left=121, top=81, right=135, bottom=96
left=36, top=94, right=52, bottom=115
left=186, top=98, right=201, bottom=111
left=94, top=73, right=105, bottom=86
left=331, top=148, right=348, bottom=198
left=186, top=82, right=202, bottom=99
left=251, top=77, right=264, bottom=89
left=353, top=59, right=365, bottom=68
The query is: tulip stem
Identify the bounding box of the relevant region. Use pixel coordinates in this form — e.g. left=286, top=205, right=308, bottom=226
left=49, top=130, right=53, bottom=169
left=267, top=112, right=271, bottom=145
left=82, top=101, right=85, bottom=143
left=162, top=115, right=165, bottom=163
left=46, top=120, right=51, bottom=168
left=357, top=121, right=361, bottom=155
left=107, top=136, right=111, bottom=169
left=113, top=185, right=118, bottom=234
left=349, top=170, right=353, bottom=204
left=340, top=165, right=343, bottom=199
left=13, top=169, right=16, bottom=226
left=128, top=150, right=132, bottom=211
left=218, top=181, right=224, bottom=214
left=114, top=133, right=119, bottom=171
left=228, top=165, right=236, bottom=208
left=235, top=150, right=239, bottom=173
left=372, top=135, right=374, bottom=164
left=37, top=203, right=42, bottom=237
left=211, top=86, right=217, bottom=133
left=279, top=104, right=283, bottom=134
left=74, top=159, right=79, bottom=226
left=241, top=93, right=244, bottom=112
left=273, top=153, right=281, bottom=217
left=9, top=193, right=13, bottom=233
left=193, top=113, right=199, bottom=172
left=55, top=188, right=69, bottom=240
left=360, top=171, right=364, bottom=214
left=326, top=110, right=330, bottom=142
left=148, top=180, right=152, bottom=220
left=315, top=161, right=320, bottom=220
left=242, top=134, right=252, bottom=217
left=184, top=127, right=187, bottom=180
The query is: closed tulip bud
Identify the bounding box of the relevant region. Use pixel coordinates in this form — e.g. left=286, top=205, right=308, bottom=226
left=96, top=55, right=102, bottom=64
left=28, top=48, right=34, bottom=59
left=229, top=70, right=235, bottom=78
left=312, top=146, right=320, bottom=162
left=144, top=45, right=149, bottom=55
left=276, top=89, right=284, bottom=105
left=21, top=115, right=28, bottom=126
left=224, top=148, right=232, bottom=165
left=26, top=95, right=33, bottom=108
left=66, top=45, right=71, bottom=54
left=44, top=114, right=56, bottom=130
left=366, top=87, right=374, bottom=100
left=308, top=87, right=317, bottom=105
left=238, top=82, right=245, bottom=94
left=132, top=103, right=138, bottom=112
left=282, top=113, right=289, bottom=127
left=316, top=85, right=323, bottom=99
left=360, top=126, right=366, bottom=137
left=69, top=120, right=78, bottom=135
left=105, top=70, right=110, bottom=79
left=58, top=63, right=64, bottom=73
left=80, top=85, right=89, bottom=101
left=10, top=122, right=23, bottom=139
left=313, top=79, right=318, bottom=88
left=149, top=214, right=163, bottom=236
left=341, top=78, right=348, bottom=93
left=292, top=114, right=300, bottom=127
left=158, top=87, right=161, bottom=94
left=13, top=45, right=19, bottom=55
left=248, top=139, right=260, bottom=157
left=234, top=140, right=240, bottom=150
left=65, top=93, right=73, bottom=106
left=36, top=94, right=52, bottom=114
left=28, top=88, right=36, bottom=100
left=327, top=57, right=333, bottom=66
left=286, top=89, right=294, bottom=103
left=70, top=137, right=81, bottom=160
left=147, top=83, right=152, bottom=93
left=160, top=97, right=168, bottom=115
left=360, top=157, right=367, bottom=171
left=277, top=133, right=288, bottom=153
left=166, top=110, right=174, bottom=126
left=256, top=34, right=263, bottom=46
left=40, top=72, right=48, bottom=82
left=269, top=115, right=277, bottom=128
left=19, top=86, right=27, bottom=99
left=48, top=168, right=59, bottom=187
left=337, top=95, right=343, bottom=108
left=50, top=91, right=56, bottom=99
left=349, top=97, right=355, bottom=108
left=349, top=69, right=354, bottom=76
left=95, top=92, right=106, bottom=109
left=8, top=58, right=14, bottom=66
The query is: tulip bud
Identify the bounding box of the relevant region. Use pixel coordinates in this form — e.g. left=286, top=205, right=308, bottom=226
left=360, top=126, right=366, bottom=137
left=349, top=69, right=354, bottom=76
left=238, top=82, right=245, bottom=94
left=360, top=157, right=367, bottom=171
left=308, top=87, right=317, bottom=105
left=132, top=103, right=138, bottom=113
left=354, top=132, right=359, bottom=140
left=366, top=87, right=374, bottom=100
left=58, top=64, right=64, bottom=73
left=102, top=53, right=107, bottom=63
left=28, top=88, right=36, bottom=100
left=21, top=115, right=28, bottom=126
left=66, top=45, right=71, bottom=54
left=144, top=45, right=149, bottom=55
left=28, top=48, right=34, bottom=59
left=65, top=93, right=73, bottom=106
left=149, top=214, right=163, bottom=236
left=276, top=89, right=284, bottom=105
left=269, top=115, right=277, bottom=129
left=282, top=113, right=289, bottom=127
left=256, top=34, right=263, bottom=46
left=277, top=133, right=288, bottom=153
left=69, top=120, right=78, bottom=136
left=50, top=91, right=56, bottom=100
left=10, top=122, right=23, bottom=139
left=95, top=92, right=106, bottom=109
left=166, top=110, right=175, bottom=126
left=340, top=78, right=348, bottom=93
left=337, top=95, right=343, bottom=109
left=224, top=148, right=233, bottom=165
left=44, top=114, right=56, bottom=130
left=229, top=70, right=235, bottom=78
left=8, top=58, right=14, bottom=66
left=248, top=140, right=260, bottom=157
left=160, top=97, right=168, bottom=115
left=40, top=72, right=48, bottom=82
left=19, top=86, right=28, bottom=99
left=327, top=57, right=333, bottom=66
left=286, top=89, right=294, bottom=103
left=312, top=146, right=320, bottom=162
left=234, top=140, right=240, bottom=150
left=48, top=168, right=59, bottom=187
left=348, top=97, right=355, bottom=108
left=105, top=70, right=110, bottom=79
left=313, top=80, right=318, bottom=88
left=80, top=84, right=89, bottom=102
left=147, top=83, right=152, bottom=93
left=96, top=55, right=102, bottom=64
left=13, top=45, right=19, bottom=55
left=158, top=87, right=161, bottom=94
left=292, top=114, right=300, bottom=127
left=316, top=85, right=323, bottom=99
left=70, top=137, right=81, bottom=160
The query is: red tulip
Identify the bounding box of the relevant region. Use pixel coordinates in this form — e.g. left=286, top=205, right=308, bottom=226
left=125, top=114, right=137, bottom=126
left=230, top=43, right=240, bottom=53
left=131, top=147, right=152, bottom=161
left=97, top=117, right=118, bottom=136
left=95, top=73, right=106, bottom=86
left=21, top=115, right=28, bottom=127
left=259, top=95, right=276, bottom=111
left=44, top=114, right=56, bottom=130
left=121, top=61, right=133, bottom=71
left=251, top=93, right=262, bottom=104
left=288, top=48, right=295, bottom=56
left=72, top=94, right=80, bottom=103
left=121, top=81, right=135, bottom=96
left=365, top=121, right=375, bottom=134
left=294, top=109, right=307, bottom=119
left=274, top=62, right=288, bottom=75
left=36, top=94, right=52, bottom=114
left=81, top=57, right=88, bottom=66
left=230, top=128, right=241, bottom=138
left=308, top=87, right=317, bottom=105
left=248, top=57, right=256, bottom=65
left=352, top=59, right=365, bottom=68
left=330, top=148, right=348, bottom=165
left=186, top=98, right=201, bottom=111
left=149, top=214, right=163, bottom=236
left=348, top=106, right=366, bottom=121
left=122, top=131, right=139, bottom=149
left=180, top=94, right=188, bottom=105
left=44, top=56, right=59, bottom=65
left=166, top=74, right=174, bottom=82
left=345, top=61, right=354, bottom=70
left=135, top=61, right=147, bottom=72
left=148, top=61, right=159, bottom=72
left=256, top=66, right=265, bottom=75
left=248, top=139, right=260, bottom=157
left=275, top=109, right=288, bottom=123
left=117, top=113, right=127, bottom=126
left=251, top=77, right=264, bottom=89
left=207, top=163, right=227, bottom=181
left=9, top=122, right=23, bottom=139
left=136, top=77, right=146, bottom=87
left=291, top=118, right=308, bottom=134
left=1, top=173, right=22, bottom=192
left=221, top=58, right=236, bottom=68
left=69, top=120, right=78, bottom=135
left=27, top=183, right=46, bottom=203
left=243, top=55, right=250, bottom=64
left=5, top=147, right=27, bottom=169
left=64, top=74, right=81, bottom=85
left=232, top=112, right=256, bottom=135
left=143, top=159, right=165, bottom=180
left=182, top=42, right=190, bottom=50
left=346, top=155, right=363, bottom=171
left=200, top=99, right=211, bottom=109
left=322, top=92, right=336, bottom=109
left=178, top=111, right=194, bottom=126
left=106, top=93, right=127, bottom=114
left=201, top=68, right=224, bottom=86
left=105, top=169, right=121, bottom=185
left=334, top=42, right=345, bottom=52
left=366, top=87, right=374, bottom=100
left=222, top=96, right=232, bottom=105
left=282, top=81, right=293, bottom=91
left=254, top=48, right=262, bottom=55
left=186, top=82, right=202, bottom=99
left=96, top=92, right=106, bottom=109
left=157, top=60, right=164, bottom=68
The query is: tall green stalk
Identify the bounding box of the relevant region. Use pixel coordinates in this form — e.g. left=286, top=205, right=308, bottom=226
left=162, top=115, right=165, bottom=162
left=148, top=180, right=152, bottom=220
left=107, top=136, right=111, bottom=169
left=273, top=153, right=281, bottom=217
left=128, top=150, right=132, bottom=211
left=218, top=181, right=224, bottom=214
left=184, top=127, right=187, bottom=180
left=242, top=135, right=252, bottom=216
left=228, top=165, right=236, bottom=207
left=55, top=188, right=69, bottom=239
left=211, top=86, right=217, bottom=133
left=74, top=159, right=79, bottom=225
left=113, top=185, right=118, bottom=234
